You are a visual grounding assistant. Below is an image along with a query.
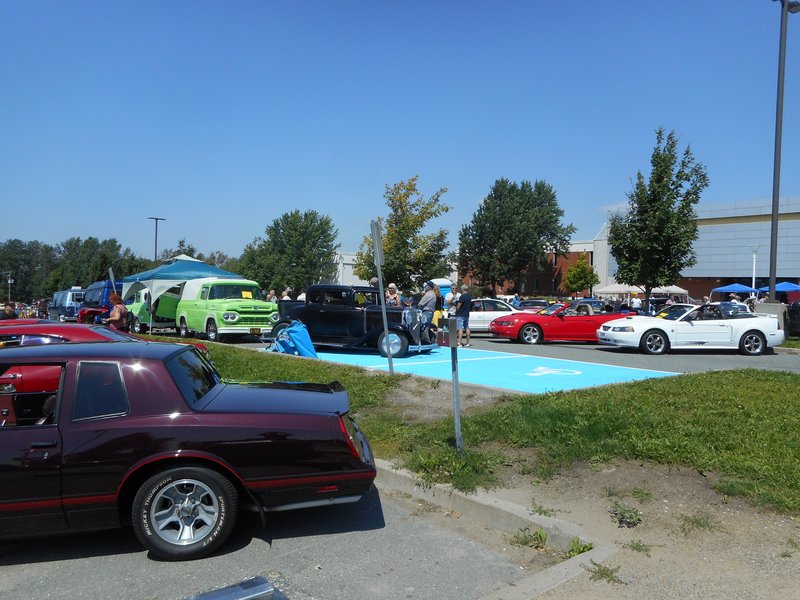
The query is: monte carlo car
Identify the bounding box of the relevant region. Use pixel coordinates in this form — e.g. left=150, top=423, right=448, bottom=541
left=490, top=302, right=629, bottom=344
left=596, top=302, right=785, bottom=356
left=0, top=342, right=375, bottom=560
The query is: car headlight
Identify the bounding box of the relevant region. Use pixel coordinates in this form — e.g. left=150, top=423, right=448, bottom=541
left=222, top=312, right=239, bottom=322
left=611, top=325, right=635, bottom=332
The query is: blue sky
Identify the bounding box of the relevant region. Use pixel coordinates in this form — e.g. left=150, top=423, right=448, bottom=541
left=3, top=1, right=799, bottom=259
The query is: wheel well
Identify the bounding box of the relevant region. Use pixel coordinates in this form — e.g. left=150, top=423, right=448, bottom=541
left=116, top=458, right=250, bottom=526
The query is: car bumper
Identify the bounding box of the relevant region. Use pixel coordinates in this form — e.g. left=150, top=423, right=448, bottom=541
left=596, top=330, right=641, bottom=348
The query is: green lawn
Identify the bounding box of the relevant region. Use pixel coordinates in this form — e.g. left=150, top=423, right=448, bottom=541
left=196, top=341, right=800, bottom=513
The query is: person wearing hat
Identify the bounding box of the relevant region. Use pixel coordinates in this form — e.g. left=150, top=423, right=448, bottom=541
left=417, top=280, right=437, bottom=325
left=385, top=283, right=401, bottom=307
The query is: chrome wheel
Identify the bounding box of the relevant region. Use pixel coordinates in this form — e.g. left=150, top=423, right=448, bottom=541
left=150, top=478, right=219, bottom=546
left=739, top=331, right=766, bottom=356
left=519, top=324, right=542, bottom=345
left=640, top=330, right=668, bottom=355
left=378, top=331, right=409, bottom=357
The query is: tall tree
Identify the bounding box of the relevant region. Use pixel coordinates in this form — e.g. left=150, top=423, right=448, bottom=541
left=239, top=210, right=339, bottom=293
left=562, top=252, right=600, bottom=295
left=353, top=176, right=450, bottom=291
left=608, top=128, right=709, bottom=302
left=458, top=179, right=574, bottom=295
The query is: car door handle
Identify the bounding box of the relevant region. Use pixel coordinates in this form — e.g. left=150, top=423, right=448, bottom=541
left=31, top=440, right=58, bottom=448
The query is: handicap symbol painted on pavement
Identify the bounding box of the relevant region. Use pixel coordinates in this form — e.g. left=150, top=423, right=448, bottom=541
left=526, top=366, right=582, bottom=377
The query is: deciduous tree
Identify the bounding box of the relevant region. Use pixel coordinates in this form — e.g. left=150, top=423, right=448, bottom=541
left=458, top=179, right=574, bottom=295
left=608, top=128, right=709, bottom=302
left=562, top=252, right=600, bottom=295
left=353, top=176, right=450, bottom=292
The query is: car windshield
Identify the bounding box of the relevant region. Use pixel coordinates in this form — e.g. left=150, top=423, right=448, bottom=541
left=165, top=347, right=222, bottom=407
left=655, top=304, right=695, bottom=320
left=540, top=303, right=566, bottom=316
left=208, top=284, right=262, bottom=300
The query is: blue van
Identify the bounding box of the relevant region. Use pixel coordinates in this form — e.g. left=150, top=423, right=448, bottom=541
left=50, top=286, right=85, bottom=322
left=80, top=279, right=123, bottom=322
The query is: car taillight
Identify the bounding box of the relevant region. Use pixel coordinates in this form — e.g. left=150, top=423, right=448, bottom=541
left=339, top=415, right=361, bottom=459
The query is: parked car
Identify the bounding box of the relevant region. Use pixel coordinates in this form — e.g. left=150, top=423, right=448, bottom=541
left=269, top=284, right=437, bottom=357
left=49, top=286, right=85, bottom=322
left=468, top=298, right=523, bottom=332
left=0, top=342, right=375, bottom=560
left=596, top=302, right=785, bottom=355
left=127, top=285, right=182, bottom=333
left=77, top=279, right=123, bottom=323
left=0, top=322, right=211, bottom=357
left=176, top=277, right=279, bottom=342
left=518, top=299, right=550, bottom=312
left=489, top=302, right=626, bottom=344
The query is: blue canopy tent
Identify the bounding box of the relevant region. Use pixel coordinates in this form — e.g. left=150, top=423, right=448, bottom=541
left=757, top=281, right=800, bottom=293
left=711, top=283, right=760, bottom=296
left=122, top=254, right=241, bottom=304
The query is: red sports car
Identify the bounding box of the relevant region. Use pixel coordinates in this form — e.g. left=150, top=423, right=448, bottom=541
left=489, top=303, right=631, bottom=344
left=0, top=342, right=375, bottom=560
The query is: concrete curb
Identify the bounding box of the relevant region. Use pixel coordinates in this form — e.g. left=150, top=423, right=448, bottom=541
left=375, top=458, right=614, bottom=599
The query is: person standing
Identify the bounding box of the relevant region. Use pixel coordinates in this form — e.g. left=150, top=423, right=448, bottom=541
left=417, top=281, right=436, bottom=325
left=385, top=283, right=401, bottom=307
left=455, top=284, right=472, bottom=347
left=103, top=293, right=129, bottom=331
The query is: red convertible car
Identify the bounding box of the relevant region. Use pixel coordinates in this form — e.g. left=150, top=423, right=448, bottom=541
left=0, top=342, right=375, bottom=560
left=489, top=302, right=632, bottom=344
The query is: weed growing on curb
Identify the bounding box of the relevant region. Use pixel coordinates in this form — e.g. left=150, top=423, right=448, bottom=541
left=587, top=560, right=626, bottom=584
left=512, top=526, right=548, bottom=549
left=530, top=501, right=557, bottom=517
left=565, top=537, right=593, bottom=558
left=624, top=539, right=652, bottom=557
left=609, top=500, right=642, bottom=528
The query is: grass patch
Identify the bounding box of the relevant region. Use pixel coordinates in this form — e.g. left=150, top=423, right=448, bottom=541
left=624, top=539, right=652, bottom=556
left=512, top=526, right=548, bottom=549
left=587, top=560, right=626, bottom=584
left=782, top=336, right=800, bottom=349
left=609, top=501, right=642, bottom=528
left=164, top=341, right=800, bottom=514
left=679, top=511, right=718, bottom=536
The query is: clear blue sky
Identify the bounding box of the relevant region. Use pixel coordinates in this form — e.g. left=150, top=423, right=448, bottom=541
left=3, top=1, right=799, bottom=259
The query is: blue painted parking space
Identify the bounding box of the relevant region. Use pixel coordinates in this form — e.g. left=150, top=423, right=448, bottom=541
left=312, top=347, right=679, bottom=395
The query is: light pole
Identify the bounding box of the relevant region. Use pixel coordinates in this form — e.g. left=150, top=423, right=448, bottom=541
left=5, top=272, right=13, bottom=304
left=147, top=217, right=166, bottom=264
left=749, top=245, right=761, bottom=292
left=768, top=0, right=800, bottom=301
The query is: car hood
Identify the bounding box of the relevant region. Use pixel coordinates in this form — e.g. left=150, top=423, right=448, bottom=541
left=198, top=380, right=350, bottom=415
left=600, top=315, right=664, bottom=327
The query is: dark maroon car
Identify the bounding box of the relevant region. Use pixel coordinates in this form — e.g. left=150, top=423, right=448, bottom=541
left=0, top=342, right=375, bottom=560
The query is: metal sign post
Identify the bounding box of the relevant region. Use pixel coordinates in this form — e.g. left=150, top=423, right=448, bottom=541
left=448, top=317, right=464, bottom=455
left=371, top=220, right=393, bottom=375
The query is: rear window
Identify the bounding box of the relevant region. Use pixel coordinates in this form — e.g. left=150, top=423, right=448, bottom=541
left=165, top=348, right=222, bottom=407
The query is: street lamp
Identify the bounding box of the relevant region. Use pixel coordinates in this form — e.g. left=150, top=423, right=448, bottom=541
left=768, top=0, right=800, bottom=301
left=5, top=272, right=13, bottom=304
left=749, top=245, right=761, bottom=292
left=147, top=217, right=166, bottom=264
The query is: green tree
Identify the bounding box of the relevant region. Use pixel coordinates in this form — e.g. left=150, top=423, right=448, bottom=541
left=353, top=176, right=450, bottom=291
left=562, top=252, right=600, bottom=295
left=458, top=179, right=574, bottom=296
left=608, top=128, right=709, bottom=302
left=239, top=210, right=339, bottom=292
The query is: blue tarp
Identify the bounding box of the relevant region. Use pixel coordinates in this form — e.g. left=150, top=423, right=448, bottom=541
left=269, top=321, right=318, bottom=358
left=711, top=283, right=760, bottom=294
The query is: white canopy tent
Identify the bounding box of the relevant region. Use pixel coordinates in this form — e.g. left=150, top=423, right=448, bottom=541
left=593, top=283, right=688, bottom=296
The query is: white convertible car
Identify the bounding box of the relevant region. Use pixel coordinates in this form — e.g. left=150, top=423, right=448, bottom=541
left=596, top=302, right=785, bottom=356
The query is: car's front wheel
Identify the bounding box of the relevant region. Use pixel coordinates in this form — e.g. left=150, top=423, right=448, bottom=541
left=640, top=329, right=668, bottom=355
left=131, top=466, right=238, bottom=561
left=132, top=318, right=148, bottom=334
left=739, top=330, right=766, bottom=356
left=206, top=320, right=224, bottom=343
left=518, top=323, right=543, bottom=345
left=378, top=331, right=409, bottom=357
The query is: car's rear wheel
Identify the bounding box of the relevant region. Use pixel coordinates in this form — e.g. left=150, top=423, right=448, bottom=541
left=178, top=318, right=192, bottom=338
left=132, top=318, right=148, bottom=334
left=640, top=329, right=668, bottom=355
left=739, top=330, right=766, bottom=356
left=519, top=324, right=543, bottom=345
left=132, top=466, right=238, bottom=561
left=206, top=320, right=224, bottom=342
left=378, top=331, right=409, bottom=357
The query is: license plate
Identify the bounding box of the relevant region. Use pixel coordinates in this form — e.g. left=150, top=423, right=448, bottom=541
left=250, top=328, right=263, bottom=335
